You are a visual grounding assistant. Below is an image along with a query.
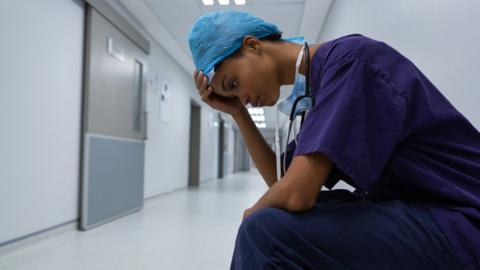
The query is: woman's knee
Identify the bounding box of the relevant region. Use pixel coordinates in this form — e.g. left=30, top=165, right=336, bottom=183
left=238, top=207, right=284, bottom=240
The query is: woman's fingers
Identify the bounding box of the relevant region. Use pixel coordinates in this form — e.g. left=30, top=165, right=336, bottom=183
left=206, top=86, right=213, bottom=97
left=194, top=70, right=200, bottom=89
left=196, top=71, right=203, bottom=90
left=195, top=72, right=210, bottom=98
left=201, top=88, right=210, bottom=102
left=201, top=86, right=214, bottom=103
left=200, top=76, right=208, bottom=92
left=193, top=70, right=216, bottom=106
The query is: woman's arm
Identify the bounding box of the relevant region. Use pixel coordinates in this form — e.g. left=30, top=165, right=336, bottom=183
left=243, top=152, right=333, bottom=218
left=194, top=70, right=278, bottom=187
left=232, top=107, right=278, bottom=187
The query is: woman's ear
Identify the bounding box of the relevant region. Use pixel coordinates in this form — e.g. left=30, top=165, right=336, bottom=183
left=242, top=35, right=260, bottom=52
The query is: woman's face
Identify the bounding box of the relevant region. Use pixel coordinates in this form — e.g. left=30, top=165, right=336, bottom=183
left=209, top=40, right=281, bottom=107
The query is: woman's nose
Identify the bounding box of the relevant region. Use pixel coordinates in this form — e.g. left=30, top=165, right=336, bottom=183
left=240, top=94, right=249, bottom=106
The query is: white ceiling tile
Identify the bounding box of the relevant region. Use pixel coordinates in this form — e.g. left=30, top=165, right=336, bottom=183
left=147, top=4, right=203, bottom=40
left=149, top=0, right=305, bottom=4
left=249, top=4, right=304, bottom=37
left=175, top=36, right=192, bottom=55
left=146, top=0, right=200, bottom=5
left=146, top=0, right=305, bottom=43
left=181, top=44, right=191, bottom=56
left=201, top=4, right=251, bottom=13
left=248, top=0, right=304, bottom=5
left=198, top=4, right=304, bottom=37
left=146, top=0, right=304, bottom=5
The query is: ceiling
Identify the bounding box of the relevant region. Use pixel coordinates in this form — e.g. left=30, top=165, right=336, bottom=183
left=118, top=0, right=332, bottom=131
left=145, top=0, right=306, bottom=57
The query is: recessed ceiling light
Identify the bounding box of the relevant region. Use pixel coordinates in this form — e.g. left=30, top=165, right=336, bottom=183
left=248, top=108, right=264, bottom=115
left=255, top=122, right=267, bottom=129
left=234, top=0, right=246, bottom=5
left=251, top=115, right=265, bottom=122
left=218, top=0, right=230, bottom=5
left=202, top=0, right=214, bottom=5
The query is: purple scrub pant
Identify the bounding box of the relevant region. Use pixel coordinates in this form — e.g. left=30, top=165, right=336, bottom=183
left=230, top=189, right=464, bottom=270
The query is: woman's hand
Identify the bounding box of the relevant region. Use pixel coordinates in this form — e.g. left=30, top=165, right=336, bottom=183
left=193, top=70, right=245, bottom=117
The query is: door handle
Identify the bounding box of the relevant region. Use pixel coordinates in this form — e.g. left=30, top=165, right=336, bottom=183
left=143, top=110, right=149, bottom=140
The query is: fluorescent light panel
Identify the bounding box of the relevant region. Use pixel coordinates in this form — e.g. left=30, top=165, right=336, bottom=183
left=248, top=108, right=264, bottom=115
left=255, top=122, right=267, bottom=128
left=202, top=0, right=246, bottom=5
left=251, top=115, right=265, bottom=122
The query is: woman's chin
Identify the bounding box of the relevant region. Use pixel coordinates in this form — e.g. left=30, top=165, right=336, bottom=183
left=259, top=92, right=280, bottom=107
left=267, top=95, right=280, bottom=107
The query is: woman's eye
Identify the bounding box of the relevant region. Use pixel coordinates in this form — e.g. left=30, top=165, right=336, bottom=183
left=231, top=80, right=237, bottom=90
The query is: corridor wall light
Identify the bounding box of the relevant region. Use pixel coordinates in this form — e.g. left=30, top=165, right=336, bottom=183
left=218, top=0, right=230, bottom=5
left=234, top=0, right=246, bottom=5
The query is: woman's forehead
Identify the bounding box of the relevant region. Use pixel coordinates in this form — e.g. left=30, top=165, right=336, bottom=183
left=211, top=61, right=230, bottom=86
left=211, top=73, right=226, bottom=94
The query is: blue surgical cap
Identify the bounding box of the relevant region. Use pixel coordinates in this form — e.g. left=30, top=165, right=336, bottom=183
left=188, top=11, right=281, bottom=83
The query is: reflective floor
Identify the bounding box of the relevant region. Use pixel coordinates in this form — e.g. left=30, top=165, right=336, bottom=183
left=0, top=171, right=267, bottom=270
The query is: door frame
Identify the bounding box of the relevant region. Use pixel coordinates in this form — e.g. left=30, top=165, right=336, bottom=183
left=188, top=100, right=201, bottom=187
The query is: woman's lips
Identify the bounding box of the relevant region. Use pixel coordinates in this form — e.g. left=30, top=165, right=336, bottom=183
left=247, top=96, right=262, bottom=107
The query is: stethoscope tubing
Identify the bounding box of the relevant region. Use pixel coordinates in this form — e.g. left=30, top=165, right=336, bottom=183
left=282, top=42, right=316, bottom=177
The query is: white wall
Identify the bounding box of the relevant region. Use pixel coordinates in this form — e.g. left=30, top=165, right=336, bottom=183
left=199, top=110, right=220, bottom=183
left=227, top=124, right=236, bottom=174
left=105, top=0, right=225, bottom=198
left=143, top=58, right=193, bottom=197
left=318, top=0, right=480, bottom=130
left=0, top=0, right=84, bottom=244
left=0, top=0, right=228, bottom=245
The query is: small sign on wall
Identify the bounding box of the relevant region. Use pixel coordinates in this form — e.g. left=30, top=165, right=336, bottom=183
left=146, top=68, right=171, bottom=125
left=106, top=37, right=125, bottom=62
left=158, top=78, right=170, bottom=124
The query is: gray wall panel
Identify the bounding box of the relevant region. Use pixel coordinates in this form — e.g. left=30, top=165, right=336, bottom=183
left=82, top=134, right=144, bottom=229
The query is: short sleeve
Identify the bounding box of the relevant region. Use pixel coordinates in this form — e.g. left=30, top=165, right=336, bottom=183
left=281, top=139, right=352, bottom=189
left=293, top=56, right=406, bottom=191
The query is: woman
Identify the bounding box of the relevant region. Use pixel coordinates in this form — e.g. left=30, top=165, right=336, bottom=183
left=188, top=11, right=479, bottom=270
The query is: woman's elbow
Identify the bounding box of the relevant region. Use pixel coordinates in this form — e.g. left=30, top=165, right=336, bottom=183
left=285, top=193, right=315, bottom=212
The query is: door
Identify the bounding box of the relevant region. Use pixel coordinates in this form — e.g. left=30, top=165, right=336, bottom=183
left=234, top=130, right=250, bottom=172
left=223, top=124, right=231, bottom=176
left=188, top=102, right=201, bottom=187
left=81, top=7, right=147, bottom=230
left=217, top=114, right=225, bottom=179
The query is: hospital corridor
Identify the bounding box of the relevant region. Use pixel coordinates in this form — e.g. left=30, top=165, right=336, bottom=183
left=0, top=172, right=267, bottom=269
left=1, top=0, right=480, bottom=270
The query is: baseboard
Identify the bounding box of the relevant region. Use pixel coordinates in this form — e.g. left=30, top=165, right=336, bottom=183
left=0, top=219, right=79, bottom=257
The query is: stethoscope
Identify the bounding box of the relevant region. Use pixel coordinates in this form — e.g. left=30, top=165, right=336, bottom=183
left=282, top=42, right=316, bottom=177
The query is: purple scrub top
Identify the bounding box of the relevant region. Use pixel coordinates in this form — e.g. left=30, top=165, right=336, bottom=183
left=288, top=34, right=480, bottom=269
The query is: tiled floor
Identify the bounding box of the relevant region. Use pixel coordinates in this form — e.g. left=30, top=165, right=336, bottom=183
left=0, top=171, right=268, bottom=270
